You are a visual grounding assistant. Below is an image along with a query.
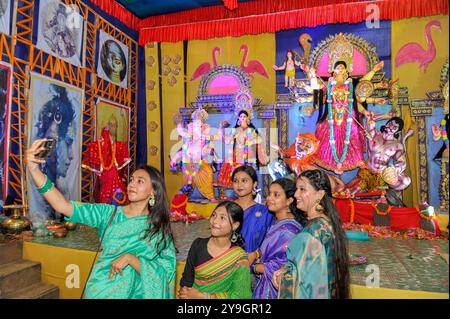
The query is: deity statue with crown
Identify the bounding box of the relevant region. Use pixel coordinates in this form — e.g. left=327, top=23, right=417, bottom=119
left=215, top=87, right=269, bottom=189
left=310, top=33, right=385, bottom=174
left=171, top=107, right=217, bottom=202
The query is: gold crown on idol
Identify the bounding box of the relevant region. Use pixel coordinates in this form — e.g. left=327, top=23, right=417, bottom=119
left=234, top=86, right=254, bottom=119
left=328, top=33, right=354, bottom=73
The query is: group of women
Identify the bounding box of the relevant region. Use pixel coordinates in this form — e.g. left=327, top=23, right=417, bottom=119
left=26, top=139, right=350, bottom=299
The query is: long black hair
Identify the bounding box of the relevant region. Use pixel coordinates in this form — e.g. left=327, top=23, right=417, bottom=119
left=270, top=178, right=306, bottom=225
left=234, top=110, right=262, bottom=168
left=212, top=201, right=245, bottom=248
left=316, top=60, right=365, bottom=126
left=139, top=165, right=175, bottom=255
left=299, top=170, right=350, bottom=299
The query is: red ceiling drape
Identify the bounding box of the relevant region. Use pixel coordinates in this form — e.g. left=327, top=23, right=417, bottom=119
left=88, top=0, right=449, bottom=44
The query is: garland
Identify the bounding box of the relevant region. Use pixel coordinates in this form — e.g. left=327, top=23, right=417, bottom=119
left=327, top=79, right=353, bottom=164
left=371, top=203, right=392, bottom=216
left=98, top=141, right=117, bottom=171
left=441, top=118, right=448, bottom=147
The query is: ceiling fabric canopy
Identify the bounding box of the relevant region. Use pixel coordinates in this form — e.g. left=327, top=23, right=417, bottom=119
left=88, top=0, right=449, bottom=43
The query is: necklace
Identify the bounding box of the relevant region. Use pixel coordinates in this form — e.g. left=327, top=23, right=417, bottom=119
left=98, top=140, right=117, bottom=171
left=327, top=78, right=353, bottom=164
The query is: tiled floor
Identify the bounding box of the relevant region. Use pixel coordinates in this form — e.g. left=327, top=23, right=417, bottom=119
left=29, top=219, right=449, bottom=293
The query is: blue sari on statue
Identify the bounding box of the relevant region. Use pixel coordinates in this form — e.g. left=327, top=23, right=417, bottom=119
left=241, top=203, right=274, bottom=253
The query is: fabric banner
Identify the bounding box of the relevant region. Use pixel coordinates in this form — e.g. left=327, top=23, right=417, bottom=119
left=36, top=0, right=84, bottom=67
left=0, top=62, right=11, bottom=207
left=97, top=30, right=129, bottom=88
left=27, top=73, right=83, bottom=221
left=0, top=0, right=11, bottom=36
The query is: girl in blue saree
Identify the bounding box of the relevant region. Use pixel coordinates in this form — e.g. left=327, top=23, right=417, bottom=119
left=26, top=139, right=176, bottom=299
left=232, top=165, right=274, bottom=253
left=272, top=170, right=350, bottom=299
left=249, top=178, right=303, bottom=299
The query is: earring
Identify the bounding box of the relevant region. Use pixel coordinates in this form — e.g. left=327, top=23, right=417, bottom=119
left=148, top=195, right=155, bottom=207
left=231, top=231, right=238, bottom=243
left=315, top=199, right=324, bottom=213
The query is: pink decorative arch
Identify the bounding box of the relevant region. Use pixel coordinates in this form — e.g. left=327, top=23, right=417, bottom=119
left=316, top=49, right=368, bottom=77
left=207, top=75, right=241, bottom=94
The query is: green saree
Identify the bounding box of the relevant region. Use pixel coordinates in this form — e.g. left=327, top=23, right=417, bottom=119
left=193, top=246, right=252, bottom=299
left=67, top=201, right=176, bottom=299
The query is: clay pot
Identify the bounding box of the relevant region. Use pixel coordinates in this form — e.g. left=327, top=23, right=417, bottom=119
left=53, top=228, right=68, bottom=238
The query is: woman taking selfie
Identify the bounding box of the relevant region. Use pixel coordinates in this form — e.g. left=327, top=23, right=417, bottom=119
left=26, top=139, right=176, bottom=299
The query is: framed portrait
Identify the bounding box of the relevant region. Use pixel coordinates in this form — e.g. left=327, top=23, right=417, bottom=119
left=95, top=98, right=130, bottom=146
left=27, top=73, right=83, bottom=221
left=0, top=62, right=12, bottom=207
left=97, top=30, right=129, bottom=88
left=0, top=0, right=11, bottom=36
left=36, top=0, right=84, bottom=67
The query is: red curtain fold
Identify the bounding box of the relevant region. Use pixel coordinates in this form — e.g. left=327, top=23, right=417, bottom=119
left=90, top=0, right=140, bottom=30
left=139, top=0, right=369, bottom=28
left=223, top=0, right=238, bottom=11
left=139, top=0, right=448, bottom=44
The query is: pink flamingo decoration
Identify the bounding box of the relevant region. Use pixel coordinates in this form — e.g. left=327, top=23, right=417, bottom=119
left=395, top=20, right=442, bottom=73
left=191, top=47, right=221, bottom=81
left=239, top=44, right=269, bottom=79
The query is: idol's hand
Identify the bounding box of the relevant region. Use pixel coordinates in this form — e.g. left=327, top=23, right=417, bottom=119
left=109, top=253, right=132, bottom=280
left=26, top=139, right=47, bottom=172
left=373, top=61, right=384, bottom=72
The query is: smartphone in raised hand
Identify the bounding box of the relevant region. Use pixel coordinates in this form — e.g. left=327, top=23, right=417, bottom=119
left=36, top=138, right=56, bottom=159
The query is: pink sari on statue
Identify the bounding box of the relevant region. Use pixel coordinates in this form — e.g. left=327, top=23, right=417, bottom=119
left=313, top=82, right=366, bottom=172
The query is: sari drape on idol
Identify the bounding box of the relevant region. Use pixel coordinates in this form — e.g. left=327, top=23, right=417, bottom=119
left=193, top=246, right=252, bottom=299
left=278, top=218, right=336, bottom=299
left=67, top=202, right=176, bottom=299
left=253, top=218, right=302, bottom=299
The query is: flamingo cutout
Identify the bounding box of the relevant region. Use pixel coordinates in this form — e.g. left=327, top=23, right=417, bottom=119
left=395, top=20, right=442, bottom=73
left=191, top=47, right=221, bottom=81
left=240, top=44, right=269, bottom=79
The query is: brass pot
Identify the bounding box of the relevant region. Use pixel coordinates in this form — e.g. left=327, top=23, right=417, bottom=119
left=64, top=221, right=78, bottom=231
left=1, top=205, right=32, bottom=234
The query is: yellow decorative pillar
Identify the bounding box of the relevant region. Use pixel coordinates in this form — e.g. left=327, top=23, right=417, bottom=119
left=145, top=42, right=161, bottom=170
left=161, top=42, right=185, bottom=201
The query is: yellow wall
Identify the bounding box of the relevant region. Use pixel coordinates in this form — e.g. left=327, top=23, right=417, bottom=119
left=187, top=33, right=276, bottom=105
left=392, top=15, right=449, bottom=207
